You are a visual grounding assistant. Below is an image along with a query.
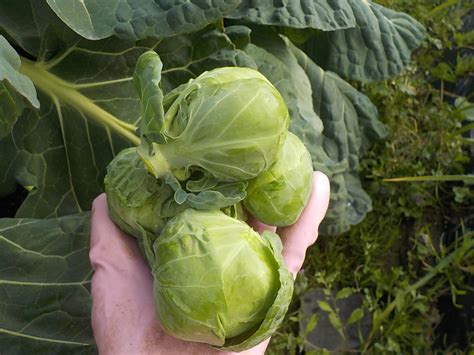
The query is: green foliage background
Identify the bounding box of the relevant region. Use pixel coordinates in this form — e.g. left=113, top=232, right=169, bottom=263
left=268, top=0, right=474, bottom=353
left=0, top=0, right=472, bottom=353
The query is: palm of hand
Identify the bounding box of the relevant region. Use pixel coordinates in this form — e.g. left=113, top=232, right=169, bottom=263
left=90, top=172, right=329, bottom=355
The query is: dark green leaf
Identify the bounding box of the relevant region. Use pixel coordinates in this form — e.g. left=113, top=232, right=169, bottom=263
left=0, top=1, right=79, bottom=57
left=46, top=0, right=240, bottom=41
left=0, top=214, right=95, bottom=354
left=227, top=0, right=356, bottom=31
left=290, top=43, right=388, bottom=235
left=0, top=35, right=39, bottom=137
left=0, top=1, right=45, bottom=56
left=302, top=1, right=425, bottom=82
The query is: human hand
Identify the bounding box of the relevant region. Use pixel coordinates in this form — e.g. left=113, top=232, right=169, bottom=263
left=90, top=171, right=330, bottom=355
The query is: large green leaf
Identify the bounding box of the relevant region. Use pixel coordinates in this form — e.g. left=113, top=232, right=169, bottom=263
left=46, top=0, right=240, bottom=41
left=227, top=0, right=356, bottom=31
left=0, top=0, right=43, bottom=56
left=239, top=28, right=387, bottom=235
left=1, top=37, right=140, bottom=216
left=0, top=11, right=254, bottom=218
left=0, top=213, right=95, bottom=354
left=302, top=1, right=425, bottom=82
left=0, top=35, right=39, bottom=137
left=290, top=43, right=388, bottom=234
left=0, top=1, right=78, bottom=57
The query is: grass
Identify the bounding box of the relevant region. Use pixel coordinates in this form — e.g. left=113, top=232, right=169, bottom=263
left=268, top=0, right=474, bottom=353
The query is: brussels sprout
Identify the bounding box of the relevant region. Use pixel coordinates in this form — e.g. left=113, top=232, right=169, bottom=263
left=104, top=148, right=187, bottom=238
left=244, top=132, right=313, bottom=226
left=135, top=52, right=289, bottom=182
left=147, top=209, right=293, bottom=351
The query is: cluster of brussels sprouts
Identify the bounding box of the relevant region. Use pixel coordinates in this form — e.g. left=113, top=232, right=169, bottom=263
left=104, top=51, right=314, bottom=351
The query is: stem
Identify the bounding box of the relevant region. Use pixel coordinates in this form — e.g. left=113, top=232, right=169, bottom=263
left=136, top=143, right=171, bottom=178
left=19, top=58, right=140, bottom=145
left=383, top=175, right=474, bottom=183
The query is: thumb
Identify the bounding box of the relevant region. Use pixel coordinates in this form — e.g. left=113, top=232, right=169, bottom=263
left=89, top=194, right=158, bottom=355
left=278, top=171, right=330, bottom=276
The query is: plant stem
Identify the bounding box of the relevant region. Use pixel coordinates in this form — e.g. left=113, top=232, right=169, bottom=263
left=383, top=175, right=474, bottom=183
left=19, top=57, right=140, bottom=146
left=363, top=238, right=474, bottom=350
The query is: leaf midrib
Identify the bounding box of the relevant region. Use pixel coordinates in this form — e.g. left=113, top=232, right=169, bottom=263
left=18, top=58, right=140, bottom=145
left=0, top=328, right=92, bottom=346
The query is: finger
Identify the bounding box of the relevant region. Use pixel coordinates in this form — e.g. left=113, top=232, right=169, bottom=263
left=278, top=171, right=330, bottom=276
left=247, top=214, right=277, bottom=234
left=90, top=193, right=144, bottom=270
left=228, top=338, right=269, bottom=355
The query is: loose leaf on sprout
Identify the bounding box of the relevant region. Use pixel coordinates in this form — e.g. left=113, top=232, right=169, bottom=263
left=133, top=51, right=166, bottom=144
left=164, top=173, right=247, bottom=210
left=104, top=148, right=187, bottom=238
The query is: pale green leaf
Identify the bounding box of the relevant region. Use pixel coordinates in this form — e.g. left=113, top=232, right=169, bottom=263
left=336, top=287, right=355, bottom=300
left=133, top=51, right=165, bottom=143
left=328, top=312, right=343, bottom=332
left=318, top=300, right=333, bottom=313
left=305, top=314, right=319, bottom=334
left=347, top=307, right=364, bottom=325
